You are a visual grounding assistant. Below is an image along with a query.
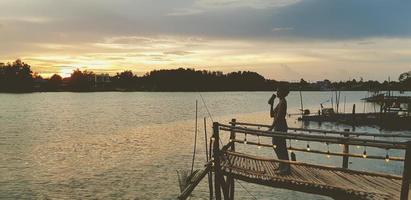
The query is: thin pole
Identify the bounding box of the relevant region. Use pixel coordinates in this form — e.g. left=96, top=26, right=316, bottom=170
left=335, top=91, right=338, bottom=113
left=388, top=76, right=391, bottom=96
left=337, top=91, right=341, bottom=113
left=191, top=100, right=198, bottom=174
left=299, top=90, right=304, bottom=116
left=343, top=96, right=346, bottom=113
left=204, top=117, right=209, bottom=161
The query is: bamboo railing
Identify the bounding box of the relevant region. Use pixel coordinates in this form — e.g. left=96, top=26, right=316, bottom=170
left=210, top=119, right=411, bottom=200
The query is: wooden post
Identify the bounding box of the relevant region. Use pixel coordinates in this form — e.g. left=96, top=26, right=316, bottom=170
left=343, top=96, right=346, bottom=113
left=400, top=141, right=411, bottom=200
left=204, top=118, right=213, bottom=200
left=342, top=129, right=350, bottom=169
left=228, top=119, right=236, bottom=200
left=352, top=104, right=356, bottom=125
left=336, top=91, right=339, bottom=113
left=213, top=122, right=222, bottom=200
left=299, top=91, right=304, bottom=116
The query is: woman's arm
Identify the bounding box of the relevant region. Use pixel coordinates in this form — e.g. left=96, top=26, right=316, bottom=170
left=269, top=103, right=278, bottom=131
left=270, top=103, right=275, bottom=118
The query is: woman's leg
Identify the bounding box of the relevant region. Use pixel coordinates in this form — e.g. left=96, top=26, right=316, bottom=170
left=272, top=129, right=291, bottom=174
left=275, top=138, right=289, bottom=161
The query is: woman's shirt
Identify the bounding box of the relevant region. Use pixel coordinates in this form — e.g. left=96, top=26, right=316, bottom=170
left=273, top=98, right=288, bottom=130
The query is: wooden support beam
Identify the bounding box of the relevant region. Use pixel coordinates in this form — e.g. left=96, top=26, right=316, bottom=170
left=219, top=174, right=229, bottom=200
left=401, top=141, right=411, bottom=200
left=178, top=166, right=211, bottom=200
left=342, top=129, right=349, bottom=169
left=204, top=117, right=213, bottom=200
left=213, top=122, right=222, bottom=200
left=228, top=119, right=236, bottom=200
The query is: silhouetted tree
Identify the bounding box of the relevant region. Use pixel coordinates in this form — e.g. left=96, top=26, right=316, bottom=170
left=112, top=70, right=136, bottom=89
left=68, top=69, right=95, bottom=91
left=0, top=59, right=410, bottom=92
left=0, top=59, right=34, bottom=92
left=399, top=71, right=411, bottom=90
left=47, top=74, right=63, bottom=91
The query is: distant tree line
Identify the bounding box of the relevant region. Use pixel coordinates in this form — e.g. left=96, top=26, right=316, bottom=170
left=0, top=59, right=410, bottom=92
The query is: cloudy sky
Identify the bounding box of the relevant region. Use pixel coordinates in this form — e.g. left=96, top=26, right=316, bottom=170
left=0, top=0, right=410, bottom=81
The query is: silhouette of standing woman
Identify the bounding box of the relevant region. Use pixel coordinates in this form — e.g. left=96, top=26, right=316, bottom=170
left=268, top=84, right=291, bottom=175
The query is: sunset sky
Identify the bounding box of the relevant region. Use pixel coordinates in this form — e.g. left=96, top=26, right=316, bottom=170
left=1, top=0, right=410, bottom=81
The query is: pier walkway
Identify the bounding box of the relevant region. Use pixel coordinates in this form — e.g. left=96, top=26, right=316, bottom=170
left=222, top=151, right=401, bottom=200
left=178, top=119, right=411, bottom=200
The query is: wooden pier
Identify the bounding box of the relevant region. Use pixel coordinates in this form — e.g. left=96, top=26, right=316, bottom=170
left=178, top=119, right=411, bottom=200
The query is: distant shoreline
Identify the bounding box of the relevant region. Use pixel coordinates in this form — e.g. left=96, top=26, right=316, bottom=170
left=2, top=60, right=410, bottom=93
left=1, top=90, right=409, bottom=94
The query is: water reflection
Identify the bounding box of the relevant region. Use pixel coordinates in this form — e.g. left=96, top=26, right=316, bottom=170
left=0, top=92, right=410, bottom=199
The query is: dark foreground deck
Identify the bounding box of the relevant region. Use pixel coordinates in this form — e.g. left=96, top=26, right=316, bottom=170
left=221, top=151, right=402, bottom=200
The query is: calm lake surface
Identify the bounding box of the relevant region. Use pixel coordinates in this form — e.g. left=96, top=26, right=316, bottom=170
left=1, top=91, right=410, bottom=199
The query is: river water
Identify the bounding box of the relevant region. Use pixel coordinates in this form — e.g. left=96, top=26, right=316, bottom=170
left=0, top=91, right=410, bottom=199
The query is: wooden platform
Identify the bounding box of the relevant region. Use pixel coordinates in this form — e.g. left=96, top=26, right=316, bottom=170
left=178, top=121, right=411, bottom=200
left=221, top=151, right=403, bottom=200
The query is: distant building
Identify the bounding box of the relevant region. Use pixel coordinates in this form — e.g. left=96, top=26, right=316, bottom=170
left=95, top=73, right=110, bottom=83
left=315, top=80, right=333, bottom=91
left=94, top=73, right=111, bottom=89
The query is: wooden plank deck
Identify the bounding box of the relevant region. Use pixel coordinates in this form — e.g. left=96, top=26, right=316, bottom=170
left=220, top=151, right=403, bottom=200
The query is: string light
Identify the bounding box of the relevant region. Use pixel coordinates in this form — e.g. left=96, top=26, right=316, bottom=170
left=257, top=136, right=261, bottom=149
left=306, top=143, right=311, bottom=151
left=385, top=149, right=390, bottom=163
left=211, top=137, right=215, bottom=141
left=326, top=142, right=331, bottom=158
left=243, top=133, right=247, bottom=144
left=363, top=146, right=367, bottom=158
left=273, top=144, right=277, bottom=149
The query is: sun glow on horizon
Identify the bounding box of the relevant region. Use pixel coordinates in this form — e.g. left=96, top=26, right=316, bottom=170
left=3, top=36, right=411, bottom=81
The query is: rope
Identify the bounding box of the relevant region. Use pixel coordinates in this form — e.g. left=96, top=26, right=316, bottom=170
left=236, top=180, right=258, bottom=200
left=199, top=93, right=214, bottom=123
left=198, top=93, right=258, bottom=200
left=191, top=100, right=198, bottom=175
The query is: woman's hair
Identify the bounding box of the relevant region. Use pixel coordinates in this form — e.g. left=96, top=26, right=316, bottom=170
left=277, top=84, right=290, bottom=98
